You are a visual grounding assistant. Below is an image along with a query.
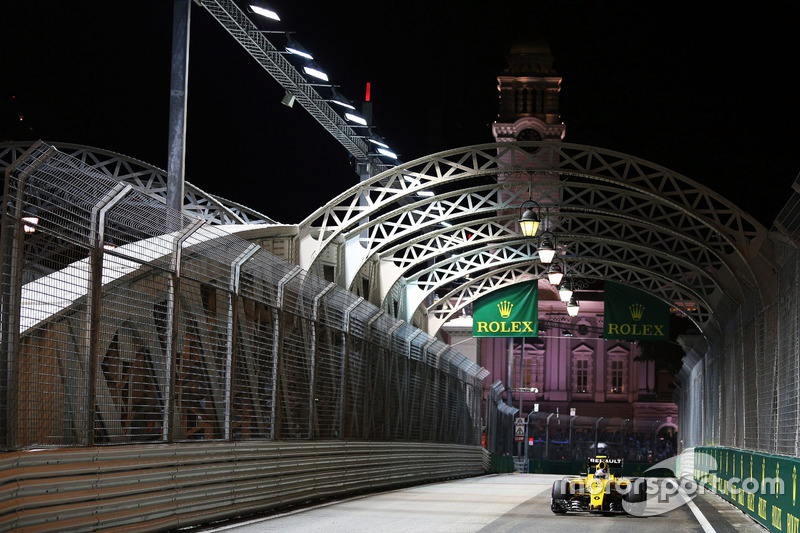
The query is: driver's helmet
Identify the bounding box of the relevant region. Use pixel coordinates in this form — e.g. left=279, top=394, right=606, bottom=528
left=595, top=461, right=607, bottom=478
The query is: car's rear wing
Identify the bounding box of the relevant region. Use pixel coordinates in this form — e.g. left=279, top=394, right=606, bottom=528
left=588, top=456, right=624, bottom=472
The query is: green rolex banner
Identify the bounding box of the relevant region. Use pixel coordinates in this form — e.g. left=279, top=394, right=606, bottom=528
left=604, top=281, right=669, bottom=341
left=473, top=281, right=538, bottom=337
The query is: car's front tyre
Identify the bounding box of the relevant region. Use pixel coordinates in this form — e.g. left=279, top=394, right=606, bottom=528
left=551, top=480, right=568, bottom=514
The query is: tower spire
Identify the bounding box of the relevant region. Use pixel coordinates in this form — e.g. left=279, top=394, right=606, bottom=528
left=492, top=27, right=565, bottom=143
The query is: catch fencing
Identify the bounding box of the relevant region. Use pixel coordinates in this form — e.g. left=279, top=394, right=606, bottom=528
left=0, top=142, right=487, bottom=450
left=485, top=380, right=517, bottom=456
left=676, top=181, right=800, bottom=457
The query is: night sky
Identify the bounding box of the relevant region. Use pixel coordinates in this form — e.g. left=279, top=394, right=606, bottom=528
left=2, top=1, right=798, bottom=225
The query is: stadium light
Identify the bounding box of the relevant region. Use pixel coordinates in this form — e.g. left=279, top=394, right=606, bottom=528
left=285, top=39, right=313, bottom=60
left=248, top=3, right=280, bottom=21
left=344, top=112, right=368, bottom=126
left=303, top=65, right=329, bottom=82
left=376, top=147, right=397, bottom=159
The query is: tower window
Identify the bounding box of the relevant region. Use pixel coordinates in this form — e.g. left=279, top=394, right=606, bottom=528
left=575, top=359, right=588, bottom=393
left=611, top=360, right=625, bottom=393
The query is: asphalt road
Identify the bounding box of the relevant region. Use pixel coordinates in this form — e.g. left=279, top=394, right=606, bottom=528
left=199, top=474, right=767, bottom=532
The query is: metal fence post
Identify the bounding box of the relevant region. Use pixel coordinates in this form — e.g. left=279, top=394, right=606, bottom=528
left=385, top=321, right=403, bottom=440
left=226, top=244, right=260, bottom=440
left=0, top=142, right=53, bottom=448
left=341, top=298, right=365, bottom=438
left=402, top=326, right=420, bottom=440
left=87, top=183, right=132, bottom=445
left=273, top=266, right=302, bottom=440
left=309, top=282, right=335, bottom=439
left=366, top=309, right=385, bottom=439
left=164, top=219, right=204, bottom=442
left=419, top=337, right=436, bottom=440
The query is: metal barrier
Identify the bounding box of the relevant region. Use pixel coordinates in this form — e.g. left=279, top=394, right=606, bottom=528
left=694, top=446, right=799, bottom=533
left=0, top=441, right=488, bottom=532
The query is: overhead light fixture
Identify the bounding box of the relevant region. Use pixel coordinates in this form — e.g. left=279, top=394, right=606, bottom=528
left=303, top=65, right=329, bottom=82
left=344, top=112, right=367, bottom=126
left=248, top=3, right=280, bottom=21
left=22, top=216, right=38, bottom=234
left=376, top=147, right=397, bottom=159
left=330, top=98, right=355, bottom=110
left=566, top=295, right=580, bottom=317
left=368, top=138, right=389, bottom=149
left=329, top=88, right=355, bottom=110
left=280, top=90, right=295, bottom=107
left=518, top=200, right=541, bottom=237
left=285, top=39, right=313, bottom=60
left=547, top=260, right=564, bottom=286
left=558, top=279, right=573, bottom=302
left=538, top=231, right=556, bottom=263
left=416, top=190, right=435, bottom=197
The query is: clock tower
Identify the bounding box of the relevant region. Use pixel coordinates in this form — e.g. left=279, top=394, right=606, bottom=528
left=492, top=33, right=565, bottom=144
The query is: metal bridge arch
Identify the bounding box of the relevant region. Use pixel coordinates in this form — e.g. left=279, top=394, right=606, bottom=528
left=0, top=141, right=278, bottom=226
left=298, top=141, right=768, bottom=337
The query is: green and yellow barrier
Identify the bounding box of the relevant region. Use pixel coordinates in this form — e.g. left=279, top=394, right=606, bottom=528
left=696, top=447, right=800, bottom=532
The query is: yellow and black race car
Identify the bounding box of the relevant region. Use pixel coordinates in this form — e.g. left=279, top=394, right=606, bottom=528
left=551, top=456, right=646, bottom=514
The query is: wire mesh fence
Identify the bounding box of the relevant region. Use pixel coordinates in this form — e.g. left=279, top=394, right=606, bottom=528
left=485, top=380, right=517, bottom=456
left=0, top=143, right=486, bottom=450
left=677, top=222, right=800, bottom=457
left=5, top=141, right=800, bottom=459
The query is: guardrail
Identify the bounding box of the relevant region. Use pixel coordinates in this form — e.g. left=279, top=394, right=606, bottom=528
left=0, top=441, right=489, bottom=532
left=695, top=446, right=800, bottom=533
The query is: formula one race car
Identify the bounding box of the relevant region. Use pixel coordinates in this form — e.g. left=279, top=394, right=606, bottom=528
left=550, top=456, right=646, bottom=514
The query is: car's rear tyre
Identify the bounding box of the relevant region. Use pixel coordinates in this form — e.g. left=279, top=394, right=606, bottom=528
left=624, top=477, right=647, bottom=503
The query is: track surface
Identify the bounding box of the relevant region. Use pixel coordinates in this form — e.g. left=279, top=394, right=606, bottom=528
left=201, top=474, right=767, bottom=532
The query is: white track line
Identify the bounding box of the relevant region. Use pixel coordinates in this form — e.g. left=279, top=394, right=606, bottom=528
left=680, top=486, right=716, bottom=533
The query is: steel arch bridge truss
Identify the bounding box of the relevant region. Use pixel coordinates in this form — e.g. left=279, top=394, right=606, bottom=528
left=0, top=142, right=277, bottom=226
left=0, top=141, right=278, bottom=281
left=299, top=142, right=767, bottom=336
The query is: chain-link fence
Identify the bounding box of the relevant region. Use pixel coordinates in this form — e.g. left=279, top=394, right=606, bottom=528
left=0, top=142, right=488, bottom=450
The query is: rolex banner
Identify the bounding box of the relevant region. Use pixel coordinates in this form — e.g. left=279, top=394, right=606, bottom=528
left=472, top=281, right=538, bottom=337
left=604, top=281, right=669, bottom=341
